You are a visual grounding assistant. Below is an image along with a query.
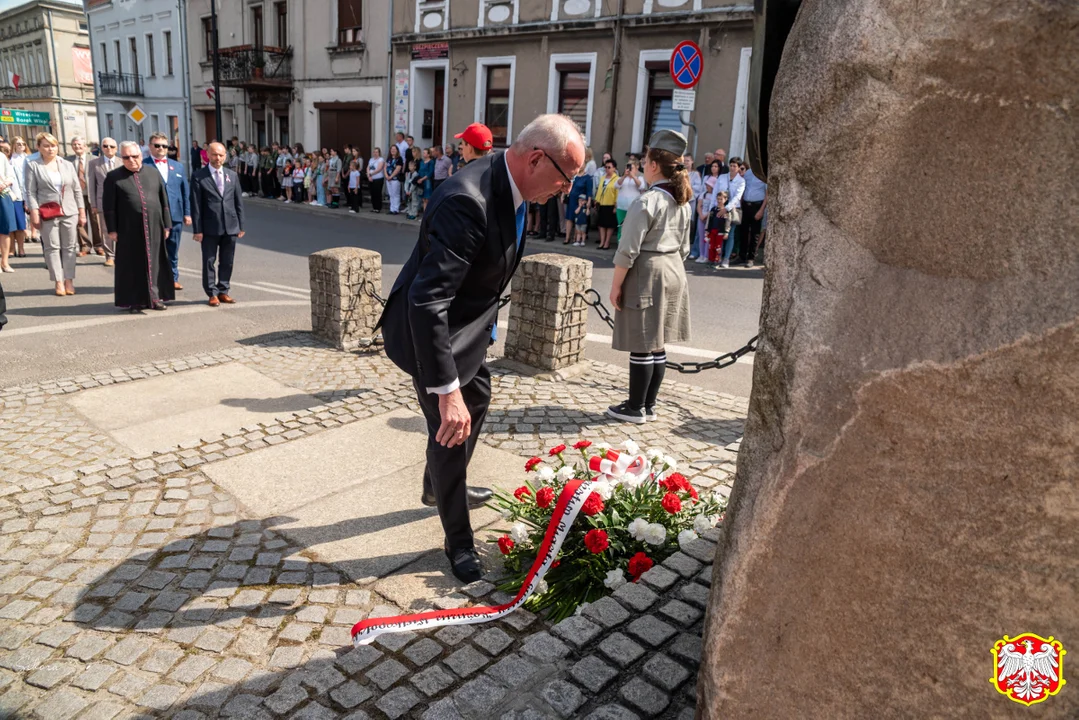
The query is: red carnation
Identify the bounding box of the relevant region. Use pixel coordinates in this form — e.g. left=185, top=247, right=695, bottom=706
left=581, top=492, right=605, bottom=516
left=661, top=492, right=682, bottom=514
left=584, top=528, right=609, bottom=553
left=536, top=486, right=555, bottom=509
left=627, top=552, right=654, bottom=581
left=548, top=444, right=567, bottom=456
left=574, top=440, right=592, bottom=450
left=661, top=472, right=689, bottom=492
left=525, top=457, right=542, bottom=472
left=497, top=535, right=515, bottom=555
left=552, top=560, right=561, bottom=569
left=688, top=485, right=699, bottom=502
left=514, top=486, right=532, bottom=501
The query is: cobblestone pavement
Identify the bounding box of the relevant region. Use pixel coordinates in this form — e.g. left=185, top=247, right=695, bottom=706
left=0, top=332, right=746, bottom=719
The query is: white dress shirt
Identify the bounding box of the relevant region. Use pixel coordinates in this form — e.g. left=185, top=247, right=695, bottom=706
left=153, top=156, right=170, bottom=184
left=427, top=154, right=523, bottom=396
left=741, top=168, right=767, bottom=203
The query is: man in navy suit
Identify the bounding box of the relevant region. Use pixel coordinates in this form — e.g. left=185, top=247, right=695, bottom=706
left=379, top=114, right=585, bottom=582
left=146, top=132, right=190, bottom=290
left=190, top=142, right=245, bottom=307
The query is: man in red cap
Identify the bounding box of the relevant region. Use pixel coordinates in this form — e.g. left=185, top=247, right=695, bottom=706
left=453, top=123, right=493, bottom=167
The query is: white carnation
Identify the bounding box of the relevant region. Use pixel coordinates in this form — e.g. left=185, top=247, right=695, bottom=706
left=509, top=523, right=530, bottom=544
left=643, top=523, right=667, bottom=545
left=537, top=466, right=555, bottom=482
left=663, top=455, right=678, bottom=471
left=623, top=439, right=640, bottom=455
left=678, top=529, right=698, bottom=549
left=603, top=569, right=627, bottom=590
left=591, top=480, right=614, bottom=500
left=500, top=508, right=513, bottom=521
left=557, top=466, right=577, bottom=482
left=534, top=579, right=548, bottom=594
left=693, top=514, right=714, bottom=534
left=627, top=517, right=649, bottom=541
left=646, top=447, right=665, bottom=461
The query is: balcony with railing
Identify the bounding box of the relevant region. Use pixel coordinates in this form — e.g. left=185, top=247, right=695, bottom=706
left=216, top=46, right=293, bottom=88
left=0, top=84, right=53, bottom=100
left=97, top=71, right=144, bottom=97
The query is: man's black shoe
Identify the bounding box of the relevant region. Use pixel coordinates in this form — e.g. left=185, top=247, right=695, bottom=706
left=445, top=544, right=482, bottom=583
left=422, top=486, right=494, bottom=509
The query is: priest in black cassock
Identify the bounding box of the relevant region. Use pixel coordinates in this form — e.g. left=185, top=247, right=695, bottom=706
left=102, top=141, right=174, bottom=311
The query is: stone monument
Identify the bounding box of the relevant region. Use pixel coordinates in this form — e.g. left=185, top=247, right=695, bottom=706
left=698, top=1, right=1078, bottom=717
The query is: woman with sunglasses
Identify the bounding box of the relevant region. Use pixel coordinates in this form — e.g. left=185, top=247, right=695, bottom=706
left=25, top=133, right=85, bottom=297
left=10, top=136, right=31, bottom=253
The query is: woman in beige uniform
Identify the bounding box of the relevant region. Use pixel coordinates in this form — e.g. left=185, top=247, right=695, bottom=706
left=606, top=130, right=694, bottom=424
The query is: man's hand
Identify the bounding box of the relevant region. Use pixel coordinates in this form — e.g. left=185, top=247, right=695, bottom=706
left=436, top=389, right=471, bottom=448
left=184, top=215, right=192, bottom=226
left=193, top=233, right=203, bottom=243
left=610, top=285, right=623, bottom=312
left=164, top=228, right=170, bottom=239
left=107, top=232, right=117, bottom=241
left=237, top=231, right=245, bottom=239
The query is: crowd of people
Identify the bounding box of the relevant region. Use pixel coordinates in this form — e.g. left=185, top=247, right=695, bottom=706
left=210, top=124, right=767, bottom=270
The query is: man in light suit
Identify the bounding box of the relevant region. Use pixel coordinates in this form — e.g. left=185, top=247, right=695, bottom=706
left=379, top=114, right=585, bottom=582
left=146, top=132, right=191, bottom=289
left=66, top=136, right=102, bottom=257
left=87, top=138, right=120, bottom=266
left=190, top=141, right=244, bottom=307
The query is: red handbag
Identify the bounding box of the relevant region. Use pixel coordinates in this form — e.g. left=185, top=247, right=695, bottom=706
left=38, top=177, right=64, bottom=220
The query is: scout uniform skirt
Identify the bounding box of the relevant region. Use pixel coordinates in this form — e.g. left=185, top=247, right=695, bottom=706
left=612, top=251, right=691, bottom=353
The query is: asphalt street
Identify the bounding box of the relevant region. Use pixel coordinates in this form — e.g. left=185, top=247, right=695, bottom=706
left=0, top=200, right=763, bottom=397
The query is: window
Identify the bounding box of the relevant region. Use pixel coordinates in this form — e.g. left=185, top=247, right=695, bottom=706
left=146, top=34, right=156, bottom=77
left=278, top=115, right=289, bottom=147
left=99, top=42, right=108, bottom=72
left=484, top=65, right=510, bottom=147
left=202, top=17, right=213, bottom=59
left=79, top=21, right=88, bottom=32
left=167, top=114, right=179, bottom=147
left=106, top=113, right=115, bottom=137
left=275, top=2, right=287, bottom=47
left=337, top=0, right=362, bottom=45
left=644, top=65, right=680, bottom=140
left=557, top=66, right=590, bottom=130
left=129, top=37, right=139, bottom=77
left=151, top=113, right=160, bottom=133
left=164, top=30, right=173, bottom=75
left=252, top=6, right=263, bottom=49
left=113, top=39, right=122, bottom=73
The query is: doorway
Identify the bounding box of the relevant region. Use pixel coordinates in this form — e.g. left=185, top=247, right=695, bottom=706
left=410, top=60, right=449, bottom=149
left=255, top=120, right=266, bottom=148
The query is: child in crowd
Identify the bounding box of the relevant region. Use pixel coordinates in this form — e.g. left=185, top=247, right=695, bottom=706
left=348, top=161, right=362, bottom=213
left=709, top=190, right=729, bottom=266
left=292, top=161, right=307, bottom=203
left=404, top=160, right=421, bottom=220
left=573, top=195, right=589, bottom=247
left=281, top=160, right=294, bottom=203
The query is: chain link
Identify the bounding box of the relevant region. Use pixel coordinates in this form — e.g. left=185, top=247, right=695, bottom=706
left=498, top=294, right=512, bottom=309
left=364, top=281, right=386, bottom=308
left=575, top=289, right=758, bottom=373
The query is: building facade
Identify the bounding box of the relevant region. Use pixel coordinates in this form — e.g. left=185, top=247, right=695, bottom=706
left=85, top=0, right=191, bottom=153
left=390, top=0, right=753, bottom=160
left=184, top=0, right=389, bottom=158
left=0, top=0, right=97, bottom=153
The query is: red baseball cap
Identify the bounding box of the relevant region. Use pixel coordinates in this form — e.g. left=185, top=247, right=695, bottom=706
left=454, top=123, right=493, bottom=150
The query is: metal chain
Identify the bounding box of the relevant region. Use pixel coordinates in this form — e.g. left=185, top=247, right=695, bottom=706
left=498, top=294, right=512, bottom=309
left=574, top=289, right=758, bottom=374
left=364, top=281, right=386, bottom=308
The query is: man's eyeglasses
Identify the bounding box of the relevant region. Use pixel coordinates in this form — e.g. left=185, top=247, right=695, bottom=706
left=534, top=147, right=573, bottom=186
left=120, top=154, right=140, bottom=160
left=152, top=143, right=168, bottom=149
left=101, top=144, right=116, bottom=149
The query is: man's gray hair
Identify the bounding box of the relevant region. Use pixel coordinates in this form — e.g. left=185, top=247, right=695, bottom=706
left=119, top=140, right=141, bottom=155
left=512, top=114, right=584, bottom=155
left=70, top=135, right=85, bottom=146
left=101, top=136, right=116, bottom=146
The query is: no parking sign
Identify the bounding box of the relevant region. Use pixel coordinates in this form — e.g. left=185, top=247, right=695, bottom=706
left=670, top=41, right=703, bottom=89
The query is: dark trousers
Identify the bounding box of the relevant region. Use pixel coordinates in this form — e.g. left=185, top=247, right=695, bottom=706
left=166, top=221, right=183, bottom=282
left=259, top=170, right=275, bottom=198
left=348, top=187, right=361, bottom=211
left=539, top=196, right=560, bottom=239
left=201, top=234, right=237, bottom=297
left=370, top=178, right=384, bottom=212
left=740, top=200, right=765, bottom=262
left=413, top=365, right=492, bottom=550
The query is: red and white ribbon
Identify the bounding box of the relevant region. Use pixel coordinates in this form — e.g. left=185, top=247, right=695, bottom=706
left=350, top=452, right=649, bottom=646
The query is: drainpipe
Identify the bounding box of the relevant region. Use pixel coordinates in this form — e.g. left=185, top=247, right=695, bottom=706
left=385, top=1, right=394, bottom=150
left=84, top=9, right=100, bottom=141
left=45, top=8, right=67, bottom=151
left=603, top=0, right=624, bottom=155
left=178, top=0, right=193, bottom=154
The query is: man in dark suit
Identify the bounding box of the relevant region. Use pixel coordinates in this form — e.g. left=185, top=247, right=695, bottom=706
left=146, top=132, right=191, bottom=290
left=190, top=142, right=245, bottom=307
left=379, top=114, right=585, bottom=582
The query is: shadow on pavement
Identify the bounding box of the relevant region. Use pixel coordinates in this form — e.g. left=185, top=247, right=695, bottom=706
left=220, top=394, right=328, bottom=414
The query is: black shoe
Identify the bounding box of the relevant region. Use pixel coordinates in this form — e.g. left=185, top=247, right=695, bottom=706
left=607, top=401, right=647, bottom=424
left=421, top=486, right=493, bottom=509
left=445, top=544, right=482, bottom=583
left=644, top=406, right=657, bottom=422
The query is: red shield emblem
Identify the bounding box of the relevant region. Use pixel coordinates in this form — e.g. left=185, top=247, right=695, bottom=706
left=991, top=633, right=1066, bottom=706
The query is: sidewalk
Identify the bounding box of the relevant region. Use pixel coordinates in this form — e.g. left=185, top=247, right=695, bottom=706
left=0, top=332, right=745, bottom=719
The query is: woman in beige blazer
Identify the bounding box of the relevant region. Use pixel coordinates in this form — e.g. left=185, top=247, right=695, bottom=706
left=26, top=132, right=85, bottom=296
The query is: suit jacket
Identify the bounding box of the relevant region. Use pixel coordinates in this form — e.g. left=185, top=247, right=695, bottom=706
left=25, top=158, right=84, bottom=215
left=145, top=156, right=190, bottom=224
left=379, top=151, right=524, bottom=390
left=86, top=155, right=120, bottom=210
left=190, top=165, right=244, bottom=236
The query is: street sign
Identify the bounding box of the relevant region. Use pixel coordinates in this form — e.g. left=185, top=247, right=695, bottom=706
left=0, top=108, right=51, bottom=126
left=671, top=88, right=696, bottom=112
left=127, top=105, right=146, bottom=125
left=670, top=40, right=703, bottom=89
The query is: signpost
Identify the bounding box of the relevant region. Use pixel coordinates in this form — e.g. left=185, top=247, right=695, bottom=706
left=0, top=108, right=51, bottom=126
left=670, top=40, right=703, bottom=157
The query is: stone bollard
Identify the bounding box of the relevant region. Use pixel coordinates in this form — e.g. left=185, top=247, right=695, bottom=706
left=504, top=253, right=592, bottom=372
left=308, top=247, right=383, bottom=350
